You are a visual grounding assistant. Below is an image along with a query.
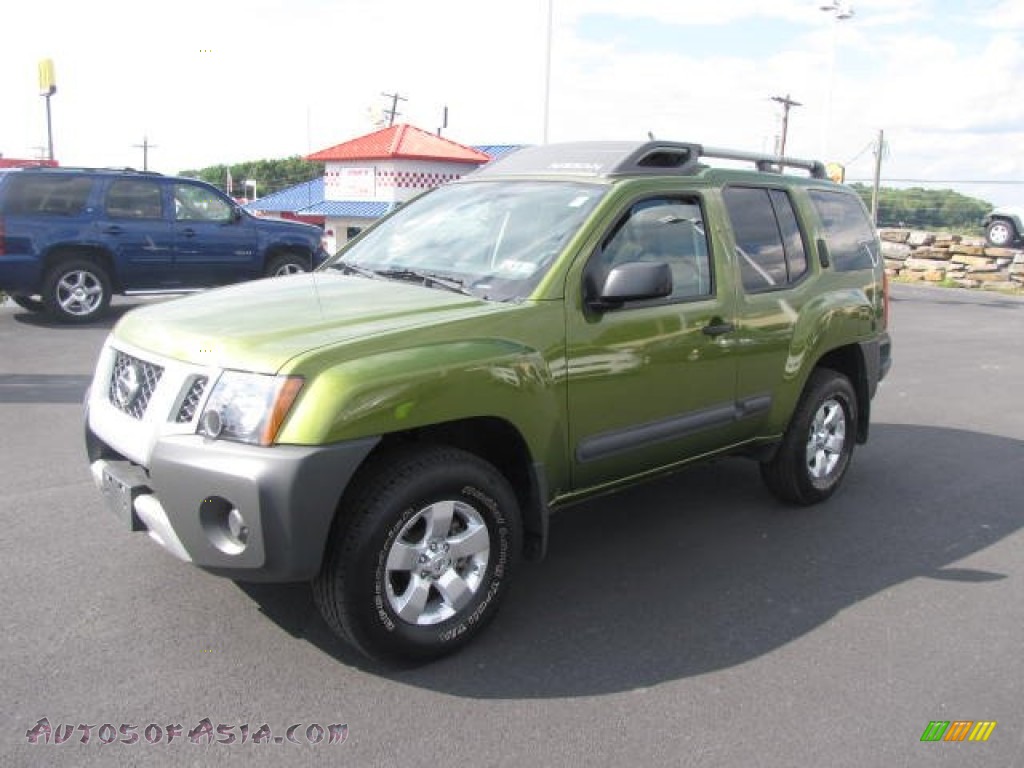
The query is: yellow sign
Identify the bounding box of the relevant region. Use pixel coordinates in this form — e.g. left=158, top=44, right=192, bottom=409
left=38, top=59, right=57, bottom=95
left=825, top=162, right=845, bottom=183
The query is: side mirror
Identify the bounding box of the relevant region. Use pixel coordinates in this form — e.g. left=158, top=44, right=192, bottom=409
left=232, top=207, right=244, bottom=223
left=588, top=261, right=672, bottom=311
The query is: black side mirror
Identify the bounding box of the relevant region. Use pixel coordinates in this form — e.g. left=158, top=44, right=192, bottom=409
left=588, top=261, right=672, bottom=311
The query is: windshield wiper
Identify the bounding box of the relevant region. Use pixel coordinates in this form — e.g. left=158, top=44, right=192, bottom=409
left=374, top=268, right=472, bottom=296
left=330, top=260, right=382, bottom=280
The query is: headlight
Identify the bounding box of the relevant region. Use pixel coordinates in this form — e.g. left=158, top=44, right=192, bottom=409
left=198, top=372, right=303, bottom=446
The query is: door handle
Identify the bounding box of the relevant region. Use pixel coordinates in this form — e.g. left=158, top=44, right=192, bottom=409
left=702, top=320, right=735, bottom=337
left=181, top=228, right=196, bottom=237
left=103, top=225, right=123, bottom=234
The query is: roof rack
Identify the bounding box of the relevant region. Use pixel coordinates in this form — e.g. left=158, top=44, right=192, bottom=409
left=475, top=141, right=828, bottom=180
left=30, top=166, right=164, bottom=176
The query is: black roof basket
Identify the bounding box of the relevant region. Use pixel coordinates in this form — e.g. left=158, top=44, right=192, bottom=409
left=475, top=141, right=827, bottom=180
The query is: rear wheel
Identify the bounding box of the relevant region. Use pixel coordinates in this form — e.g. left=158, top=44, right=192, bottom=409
left=314, top=445, right=521, bottom=662
left=42, top=259, right=112, bottom=323
left=760, top=368, right=857, bottom=505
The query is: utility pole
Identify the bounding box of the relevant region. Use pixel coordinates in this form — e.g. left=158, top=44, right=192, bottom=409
left=871, top=128, right=885, bottom=225
left=381, top=92, right=407, bottom=127
left=133, top=136, right=156, bottom=171
left=437, top=105, right=449, bottom=137
left=771, top=94, right=802, bottom=159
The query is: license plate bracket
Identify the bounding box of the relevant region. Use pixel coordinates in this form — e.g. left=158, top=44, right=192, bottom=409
left=100, top=462, right=149, bottom=531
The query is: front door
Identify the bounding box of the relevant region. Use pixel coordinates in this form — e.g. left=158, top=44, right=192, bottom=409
left=172, top=182, right=258, bottom=286
left=566, top=194, right=749, bottom=490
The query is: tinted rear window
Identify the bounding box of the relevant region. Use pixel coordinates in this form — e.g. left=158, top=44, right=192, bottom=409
left=807, top=189, right=879, bottom=272
left=2, top=175, right=93, bottom=216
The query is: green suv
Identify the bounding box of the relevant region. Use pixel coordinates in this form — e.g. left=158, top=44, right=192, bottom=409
left=85, top=141, right=892, bottom=661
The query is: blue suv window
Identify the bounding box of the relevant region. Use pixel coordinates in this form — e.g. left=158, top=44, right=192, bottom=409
left=4, top=175, right=92, bottom=216
left=174, top=183, right=232, bottom=222
left=105, top=180, right=164, bottom=219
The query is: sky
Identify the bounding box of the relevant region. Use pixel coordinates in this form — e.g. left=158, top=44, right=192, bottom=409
left=2, top=0, right=1023, bottom=207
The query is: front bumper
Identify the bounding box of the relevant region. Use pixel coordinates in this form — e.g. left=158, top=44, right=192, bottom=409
left=87, top=425, right=378, bottom=582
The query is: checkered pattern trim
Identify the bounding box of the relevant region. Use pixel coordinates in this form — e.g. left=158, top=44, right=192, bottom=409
left=376, top=170, right=464, bottom=189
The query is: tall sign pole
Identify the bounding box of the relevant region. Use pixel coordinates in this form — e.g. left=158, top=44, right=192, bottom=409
left=38, top=59, right=57, bottom=162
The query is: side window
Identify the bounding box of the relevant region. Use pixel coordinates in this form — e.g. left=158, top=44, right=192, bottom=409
left=807, top=190, right=879, bottom=271
left=5, top=176, right=92, bottom=216
left=173, top=183, right=233, bottom=222
left=723, top=187, right=808, bottom=293
left=105, top=180, right=164, bottom=219
left=596, top=197, right=712, bottom=301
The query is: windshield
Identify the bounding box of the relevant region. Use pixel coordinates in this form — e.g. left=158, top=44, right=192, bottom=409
left=324, top=180, right=605, bottom=302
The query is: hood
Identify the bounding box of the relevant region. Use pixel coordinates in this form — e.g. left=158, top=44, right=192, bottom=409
left=113, top=272, right=505, bottom=372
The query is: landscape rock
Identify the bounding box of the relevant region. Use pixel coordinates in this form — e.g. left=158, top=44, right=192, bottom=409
left=881, top=241, right=912, bottom=260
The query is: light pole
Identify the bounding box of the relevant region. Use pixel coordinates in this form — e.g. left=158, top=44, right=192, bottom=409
left=542, top=0, right=553, bottom=143
left=819, top=1, right=854, bottom=158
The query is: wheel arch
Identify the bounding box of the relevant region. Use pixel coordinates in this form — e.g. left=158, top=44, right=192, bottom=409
left=263, top=244, right=312, bottom=273
left=334, top=416, right=549, bottom=563
left=42, top=245, right=119, bottom=291
left=813, top=344, right=870, bottom=444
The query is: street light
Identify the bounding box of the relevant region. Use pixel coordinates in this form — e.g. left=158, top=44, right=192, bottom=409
left=819, top=1, right=854, bottom=158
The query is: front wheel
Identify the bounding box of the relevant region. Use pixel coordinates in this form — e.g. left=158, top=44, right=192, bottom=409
left=42, top=259, right=112, bottom=323
left=760, top=368, right=857, bottom=506
left=265, top=253, right=309, bottom=277
left=314, top=445, right=521, bottom=662
left=985, top=219, right=1017, bottom=248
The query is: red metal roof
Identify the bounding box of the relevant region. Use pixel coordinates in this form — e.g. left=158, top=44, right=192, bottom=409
left=0, top=158, right=58, bottom=168
left=307, top=124, right=490, bottom=165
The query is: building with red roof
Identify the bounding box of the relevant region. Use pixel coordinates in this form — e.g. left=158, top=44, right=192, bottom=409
left=249, top=124, right=520, bottom=252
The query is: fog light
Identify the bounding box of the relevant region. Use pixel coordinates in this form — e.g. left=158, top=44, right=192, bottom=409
left=227, top=507, right=248, bottom=543
left=200, top=409, right=223, bottom=438
left=199, top=496, right=248, bottom=555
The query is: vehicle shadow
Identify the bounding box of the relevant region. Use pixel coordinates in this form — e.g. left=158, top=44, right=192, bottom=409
left=239, top=423, right=1023, bottom=698
left=9, top=298, right=156, bottom=330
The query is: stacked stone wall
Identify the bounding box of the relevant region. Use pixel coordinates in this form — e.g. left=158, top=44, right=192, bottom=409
left=880, top=229, right=1024, bottom=291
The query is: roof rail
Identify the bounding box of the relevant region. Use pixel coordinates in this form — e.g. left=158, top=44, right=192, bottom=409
left=474, top=141, right=828, bottom=180
left=30, top=166, right=164, bottom=176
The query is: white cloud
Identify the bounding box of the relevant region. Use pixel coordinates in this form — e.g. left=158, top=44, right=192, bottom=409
left=2, top=0, right=1021, bottom=206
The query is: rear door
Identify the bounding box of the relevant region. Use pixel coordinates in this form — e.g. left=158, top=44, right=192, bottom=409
left=97, top=178, right=175, bottom=289
left=720, top=185, right=814, bottom=430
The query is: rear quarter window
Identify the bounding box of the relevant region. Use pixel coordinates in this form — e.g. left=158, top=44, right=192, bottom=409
left=1, top=175, right=93, bottom=216
left=807, top=189, right=879, bottom=272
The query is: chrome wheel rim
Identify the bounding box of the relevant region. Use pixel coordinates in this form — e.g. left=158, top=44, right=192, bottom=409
left=806, top=397, right=846, bottom=480
left=989, top=223, right=1012, bottom=246
left=384, top=500, right=490, bottom=626
left=56, top=270, right=104, bottom=316
left=274, top=262, right=304, bottom=276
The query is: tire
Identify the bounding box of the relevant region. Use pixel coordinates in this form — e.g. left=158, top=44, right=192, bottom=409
left=265, top=253, right=309, bottom=277
left=42, top=259, right=112, bottom=323
left=760, top=368, right=857, bottom=506
left=313, top=444, right=521, bottom=662
left=11, top=295, right=45, bottom=313
left=985, top=219, right=1017, bottom=248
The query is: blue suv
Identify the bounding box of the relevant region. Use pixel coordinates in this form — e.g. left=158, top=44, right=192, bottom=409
left=0, top=167, right=328, bottom=322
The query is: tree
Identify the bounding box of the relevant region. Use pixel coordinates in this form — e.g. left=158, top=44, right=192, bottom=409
left=179, top=156, right=324, bottom=198
left=849, top=184, right=993, bottom=232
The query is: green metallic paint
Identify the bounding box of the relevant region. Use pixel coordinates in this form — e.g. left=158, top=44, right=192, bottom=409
left=106, top=169, right=886, bottom=511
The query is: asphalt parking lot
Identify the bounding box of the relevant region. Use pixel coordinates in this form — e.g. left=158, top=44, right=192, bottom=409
left=2, top=284, right=1023, bottom=767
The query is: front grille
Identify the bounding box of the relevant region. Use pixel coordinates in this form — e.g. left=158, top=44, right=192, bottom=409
left=108, top=351, right=163, bottom=420
left=175, top=376, right=208, bottom=423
